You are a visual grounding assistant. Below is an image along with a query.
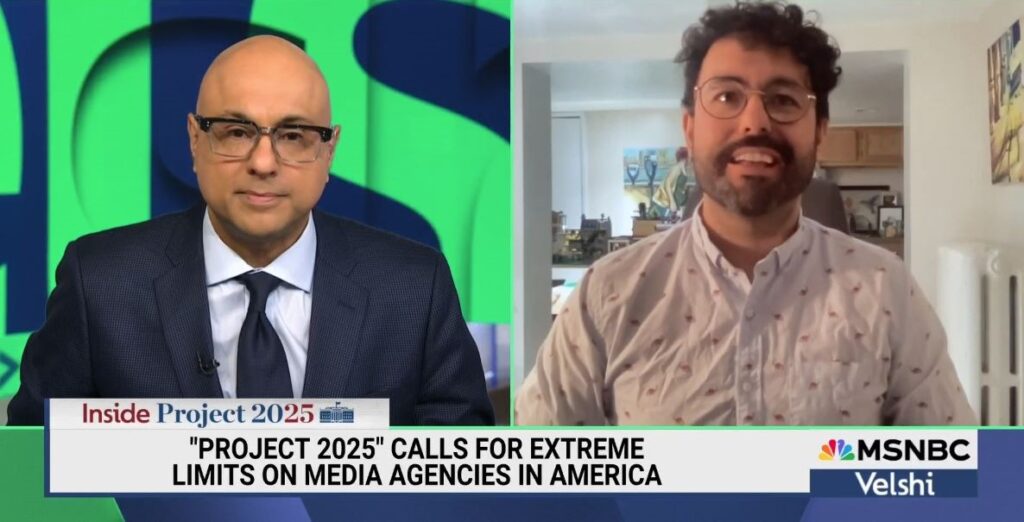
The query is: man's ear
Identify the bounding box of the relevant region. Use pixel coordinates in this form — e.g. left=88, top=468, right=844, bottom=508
left=330, top=125, right=341, bottom=154
left=815, top=118, right=830, bottom=148
left=187, top=113, right=199, bottom=160
left=683, top=108, right=695, bottom=152
left=322, top=125, right=342, bottom=185
left=326, top=125, right=341, bottom=162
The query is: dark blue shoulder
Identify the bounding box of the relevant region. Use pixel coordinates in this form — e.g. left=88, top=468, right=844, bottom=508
left=70, top=208, right=195, bottom=264
left=313, top=210, right=441, bottom=267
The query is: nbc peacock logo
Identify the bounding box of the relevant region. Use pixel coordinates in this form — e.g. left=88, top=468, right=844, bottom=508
left=819, top=438, right=856, bottom=461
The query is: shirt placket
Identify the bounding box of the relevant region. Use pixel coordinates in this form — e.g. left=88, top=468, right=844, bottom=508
left=735, top=264, right=769, bottom=425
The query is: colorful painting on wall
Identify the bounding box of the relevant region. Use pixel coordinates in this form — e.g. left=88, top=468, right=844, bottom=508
left=622, top=147, right=694, bottom=216
left=987, top=17, right=1024, bottom=183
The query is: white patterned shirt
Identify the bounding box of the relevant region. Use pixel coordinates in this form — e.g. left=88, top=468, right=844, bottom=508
left=516, top=208, right=976, bottom=426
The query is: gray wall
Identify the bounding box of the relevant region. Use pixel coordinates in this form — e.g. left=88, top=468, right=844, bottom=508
left=514, top=63, right=554, bottom=385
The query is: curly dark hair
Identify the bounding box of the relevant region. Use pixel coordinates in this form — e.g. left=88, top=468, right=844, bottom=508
left=676, top=1, right=842, bottom=120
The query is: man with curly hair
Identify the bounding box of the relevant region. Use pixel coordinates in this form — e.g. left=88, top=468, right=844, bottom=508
left=517, top=2, right=974, bottom=426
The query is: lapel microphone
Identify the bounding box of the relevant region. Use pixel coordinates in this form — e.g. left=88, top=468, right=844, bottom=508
left=196, top=351, right=220, bottom=376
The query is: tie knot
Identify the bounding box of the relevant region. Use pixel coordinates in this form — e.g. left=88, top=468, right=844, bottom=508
left=237, top=271, right=282, bottom=311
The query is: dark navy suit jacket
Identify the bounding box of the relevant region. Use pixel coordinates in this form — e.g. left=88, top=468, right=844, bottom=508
left=7, top=206, right=494, bottom=426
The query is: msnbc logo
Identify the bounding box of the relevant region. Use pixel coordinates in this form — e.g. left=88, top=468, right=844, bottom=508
left=819, top=439, right=856, bottom=461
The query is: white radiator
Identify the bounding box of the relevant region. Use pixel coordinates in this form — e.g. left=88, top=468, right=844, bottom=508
left=937, top=243, right=1024, bottom=425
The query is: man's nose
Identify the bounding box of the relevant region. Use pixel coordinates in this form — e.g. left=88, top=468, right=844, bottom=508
left=247, top=132, right=279, bottom=176
left=736, top=93, right=773, bottom=135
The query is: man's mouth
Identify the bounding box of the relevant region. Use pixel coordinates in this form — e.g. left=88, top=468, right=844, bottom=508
left=239, top=191, right=283, bottom=205
left=714, top=136, right=794, bottom=175
left=728, top=148, right=781, bottom=167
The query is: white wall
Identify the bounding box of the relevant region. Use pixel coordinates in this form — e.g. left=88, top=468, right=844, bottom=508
left=551, top=115, right=584, bottom=229
left=824, top=1, right=1024, bottom=306
left=514, top=64, right=554, bottom=381
left=517, top=0, right=1024, bottom=322
left=582, top=108, right=683, bottom=236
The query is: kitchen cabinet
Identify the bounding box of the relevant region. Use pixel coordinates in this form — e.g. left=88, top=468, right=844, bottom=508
left=859, top=126, right=903, bottom=166
left=817, top=128, right=859, bottom=165
left=818, top=126, right=903, bottom=168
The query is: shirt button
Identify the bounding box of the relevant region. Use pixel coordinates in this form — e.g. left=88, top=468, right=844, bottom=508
left=744, top=310, right=755, bottom=320
left=740, top=382, right=752, bottom=392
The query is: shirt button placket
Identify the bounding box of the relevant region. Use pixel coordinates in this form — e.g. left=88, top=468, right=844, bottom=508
left=736, top=291, right=763, bottom=424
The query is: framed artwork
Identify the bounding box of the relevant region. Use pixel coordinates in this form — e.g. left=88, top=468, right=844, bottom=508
left=877, top=206, right=904, bottom=238
left=880, top=192, right=899, bottom=206
left=623, top=148, right=672, bottom=186
left=608, top=237, right=631, bottom=252
left=987, top=17, right=1024, bottom=183
left=838, top=185, right=889, bottom=234
left=622, top=147, right=695, bottom=216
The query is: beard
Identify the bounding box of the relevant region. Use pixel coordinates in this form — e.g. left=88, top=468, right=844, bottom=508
left=692, top=134, right=815, bottom=217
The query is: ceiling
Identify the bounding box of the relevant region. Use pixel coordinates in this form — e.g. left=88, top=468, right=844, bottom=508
left=827, top=51, right=905, bottom=124
left=516, top=0, right=996, bottom=40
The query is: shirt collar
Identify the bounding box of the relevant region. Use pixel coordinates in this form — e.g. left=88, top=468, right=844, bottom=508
left=202, top=208, right=317, bottom=293
left=691, top=199, right=812, bottom=276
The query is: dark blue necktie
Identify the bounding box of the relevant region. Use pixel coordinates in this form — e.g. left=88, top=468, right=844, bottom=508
left=235, top=271, right=293, bottom=398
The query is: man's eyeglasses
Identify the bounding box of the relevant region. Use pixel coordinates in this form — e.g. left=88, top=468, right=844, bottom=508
left=694, top=78, right=817, bottom=124
left=193, top=114, right=334, bottom=164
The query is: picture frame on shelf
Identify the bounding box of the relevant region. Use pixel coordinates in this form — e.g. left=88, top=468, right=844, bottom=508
left=608, top=237, right=631, bottom=252
left=838, top=184, right=889, bottom=235
left=877, top=205, right=904, bottom=238
left=881, top=192, right=900, bottom=207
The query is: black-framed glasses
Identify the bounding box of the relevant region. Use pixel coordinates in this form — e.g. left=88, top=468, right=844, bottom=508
left=193, top=114, right=335, bottom=164
left=694, top=78, right=817, bottom=124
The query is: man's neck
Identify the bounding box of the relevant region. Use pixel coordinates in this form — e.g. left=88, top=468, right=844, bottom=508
left=699, top=197, right=800, bottom=280
left=209, top=211, right=308, bottom=268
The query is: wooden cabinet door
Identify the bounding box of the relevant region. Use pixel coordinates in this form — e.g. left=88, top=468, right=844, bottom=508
left=859, top=127, right=903, bottom=166
left=818, top=127, right=860, bottom=166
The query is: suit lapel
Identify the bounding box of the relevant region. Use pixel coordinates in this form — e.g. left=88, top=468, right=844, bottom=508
left=154, top=206, right=223, bottom=398
left=302, top=211, right=368, bottom=398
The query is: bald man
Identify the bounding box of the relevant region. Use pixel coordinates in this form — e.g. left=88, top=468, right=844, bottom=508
left=8, top=36, right=494, bottom=426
